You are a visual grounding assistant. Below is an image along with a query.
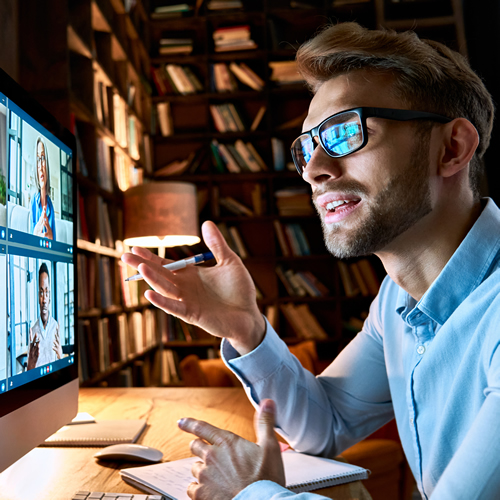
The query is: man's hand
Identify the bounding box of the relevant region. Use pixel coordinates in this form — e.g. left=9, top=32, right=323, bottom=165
left=27, top=329, right=39, bottom=370
left=53, top=324, right=62, bottom=359
left=41, top=208, right=53, bottom=240
left=178, top=399, right=286, bottom=500
left=121, top=220, right=266, bottom=354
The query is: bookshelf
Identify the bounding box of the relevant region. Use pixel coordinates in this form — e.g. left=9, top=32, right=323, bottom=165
left=147, top=0, right=467, bottom=374
left=9, top=0, right=163, bottom=387
left=5, top=0, right=467, bottom=386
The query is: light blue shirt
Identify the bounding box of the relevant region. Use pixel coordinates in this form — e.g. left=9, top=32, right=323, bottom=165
left=222, top=198, right=500, bottom=500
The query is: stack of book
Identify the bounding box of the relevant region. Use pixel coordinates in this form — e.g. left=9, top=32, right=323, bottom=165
left=158, top=38, right=194, bottom=55
left=213, top=25, right=257, bottom=52
left=274, top=186, right=314, bottom=216
left=210, top=139, right=267, bottom=173
left=207, top=0, right=243, bottom=10
left=151, top=4, right=193, bottom=19
left=269, top=60, right=304, bottom=85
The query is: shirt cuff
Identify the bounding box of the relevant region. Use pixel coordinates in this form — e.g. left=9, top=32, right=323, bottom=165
left=221, top=317, right=291, bottom=387
left=233, top=480, right=294, bottom=500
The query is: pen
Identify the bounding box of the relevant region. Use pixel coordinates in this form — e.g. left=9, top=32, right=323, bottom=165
left=125, top=252, right=215, bottom=282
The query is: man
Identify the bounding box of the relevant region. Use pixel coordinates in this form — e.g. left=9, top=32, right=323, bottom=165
left=123, top=23, right=500, bottom=499
left=27, top=262, right=62, bottom=370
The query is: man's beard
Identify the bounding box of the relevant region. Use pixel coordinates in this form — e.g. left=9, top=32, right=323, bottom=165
left=316, top=132, right=433, bottom=259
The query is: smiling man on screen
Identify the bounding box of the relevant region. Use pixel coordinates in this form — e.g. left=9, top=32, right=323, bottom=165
left=123, top=22, right=500, bottom=500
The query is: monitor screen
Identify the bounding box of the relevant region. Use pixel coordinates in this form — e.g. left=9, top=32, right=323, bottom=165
left=0, top=68, right=78, bottom=472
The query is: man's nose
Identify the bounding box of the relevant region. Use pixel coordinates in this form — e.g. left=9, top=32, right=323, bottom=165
left=302, top=144, right=343, bottom=186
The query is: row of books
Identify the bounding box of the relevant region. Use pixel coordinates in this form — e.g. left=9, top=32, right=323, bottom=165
left=211, top=184, right=265, bottom=218
left=216, top=222, right=249, bottom=259
left=154, top=147, right=208, bottom=177
left=279, top=302, right=329, bottom=340
left=211, top=61, right=264, bottom=92
left=152, top=64, right=203, bottom=96
left=338, top=259, right=381, bottom=298
left=209, top=102, right=246, bottom=132
left=210, top=138, right=268, bottom=173
left=213, top=24, right=257, bottom=52
left=78, top=309, right=161, bottom=382
left=275, top=265, right=330, bottom=298
left=78, top=252, right=118, bottom=312
left=273, top=221, right=311, bottom=257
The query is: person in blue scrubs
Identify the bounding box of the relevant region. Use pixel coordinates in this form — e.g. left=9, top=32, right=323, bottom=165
left=31, top=137, right=56, bottom=240
left=123, top=23, right=500, bottom=500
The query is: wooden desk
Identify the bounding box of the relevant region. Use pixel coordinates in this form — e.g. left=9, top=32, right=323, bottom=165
left=0, top=387, right=371, bottom=500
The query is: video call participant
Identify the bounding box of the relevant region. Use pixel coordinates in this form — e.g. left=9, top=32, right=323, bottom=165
left=31, top=137, right=56, bottom=240
left=27, top=262, right=61, bottom=370
left=123, top=22, right=500, bottom=500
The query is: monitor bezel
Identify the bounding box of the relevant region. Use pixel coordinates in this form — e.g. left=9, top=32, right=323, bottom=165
left=0, top=67, right=78, bottom=419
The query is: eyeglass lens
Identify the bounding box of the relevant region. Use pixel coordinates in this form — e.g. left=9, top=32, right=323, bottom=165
left=293, top=111, right=364, bottom=173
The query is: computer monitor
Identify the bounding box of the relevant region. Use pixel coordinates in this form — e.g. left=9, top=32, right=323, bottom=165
left=0, top=68, right=78, bottom=472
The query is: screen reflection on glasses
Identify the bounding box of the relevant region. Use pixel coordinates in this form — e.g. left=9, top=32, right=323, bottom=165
left=291, top=107, right=452, bottom=177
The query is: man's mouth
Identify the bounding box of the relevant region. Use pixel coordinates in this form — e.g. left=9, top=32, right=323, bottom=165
left=325, top=199, right=360, bottom=213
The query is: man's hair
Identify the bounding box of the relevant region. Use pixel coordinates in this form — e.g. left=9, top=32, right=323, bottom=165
left=39, top=262, right=49, bottom=281
left=34, top=137, right=51, bottom=193
left=296, top=22, right=495, bottom=199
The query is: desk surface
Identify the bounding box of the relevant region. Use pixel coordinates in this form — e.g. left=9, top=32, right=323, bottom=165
left=0, top=387, right=371, bottom=500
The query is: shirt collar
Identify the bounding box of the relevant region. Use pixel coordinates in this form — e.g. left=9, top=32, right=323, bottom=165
left=396, top=198, right=500, bottom=326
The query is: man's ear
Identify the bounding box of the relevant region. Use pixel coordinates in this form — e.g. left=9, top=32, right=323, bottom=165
left=437, top=118, right=479, bottom=178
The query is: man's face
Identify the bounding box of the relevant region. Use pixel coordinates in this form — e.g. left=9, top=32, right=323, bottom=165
left=37, top=141, right=47, bottom=193
left=39, top=271, right=50, bottom=326
left=302, top=71, right=434, bottom=259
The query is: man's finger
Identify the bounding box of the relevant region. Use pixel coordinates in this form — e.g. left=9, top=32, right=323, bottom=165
left=190, top=438, right=211, bottom=461
left=255, top=399, right=279, bottom=448
left=191, top=460, right=204, bottom=480
left=201, top=220, right=238, bottom=265
left=187, top=481, right=199, bottom=500
left=178, top=417, right=227, bottom=446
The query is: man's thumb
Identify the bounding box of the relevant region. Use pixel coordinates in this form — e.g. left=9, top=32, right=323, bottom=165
left=201, top=220, right=236, bottom=263
left=256, top=399, right=278, bottom=448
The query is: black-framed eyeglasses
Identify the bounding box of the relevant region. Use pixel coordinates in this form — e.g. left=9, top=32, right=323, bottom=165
left=291, top=107, right=452, bottom=176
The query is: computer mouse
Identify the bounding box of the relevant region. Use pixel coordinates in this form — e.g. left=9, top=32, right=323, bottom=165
left=94, top=443, right=163, bottom=463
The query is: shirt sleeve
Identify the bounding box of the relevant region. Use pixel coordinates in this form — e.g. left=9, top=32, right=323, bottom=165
left=221, top=296, right=394, bottom=457
left=233, top=481, right=332, bottom=500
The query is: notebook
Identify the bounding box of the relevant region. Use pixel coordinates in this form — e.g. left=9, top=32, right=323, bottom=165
left=120, top=449, right=369, bottom=499
left=41, top=419, right=147, bottom=446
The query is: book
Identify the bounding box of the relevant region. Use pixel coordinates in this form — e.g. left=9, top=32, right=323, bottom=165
left=43, top=419, right=147, bottom=447
left=157, top=102, right=173, bottom=136
left=121, top=449, right=369, bottom=498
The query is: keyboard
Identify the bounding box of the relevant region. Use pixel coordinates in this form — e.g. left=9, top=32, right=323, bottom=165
left=72, top=492, right=164, bottom=500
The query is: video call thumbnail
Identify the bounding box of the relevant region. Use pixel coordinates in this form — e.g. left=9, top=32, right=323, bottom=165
left=0, top=94, right=75, bottom=393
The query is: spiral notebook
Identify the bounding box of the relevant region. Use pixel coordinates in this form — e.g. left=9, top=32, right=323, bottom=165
left=120, top=449, right=369, bottom=499
left=42, top=419, right=147, bottom=446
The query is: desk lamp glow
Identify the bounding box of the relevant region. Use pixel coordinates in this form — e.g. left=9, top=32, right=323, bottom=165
left=123, top=182, right=201, bottom=258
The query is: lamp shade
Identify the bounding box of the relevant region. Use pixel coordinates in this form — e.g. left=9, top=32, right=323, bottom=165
left=123, top=182, right=200, bottom=247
